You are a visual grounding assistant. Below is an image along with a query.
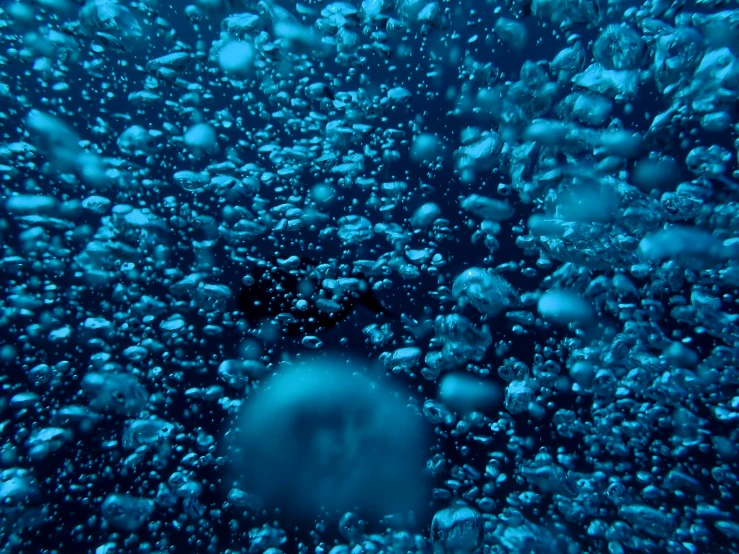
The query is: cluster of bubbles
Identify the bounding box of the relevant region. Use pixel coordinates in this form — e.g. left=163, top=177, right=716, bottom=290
left=0, top=0, right=738, bottom=553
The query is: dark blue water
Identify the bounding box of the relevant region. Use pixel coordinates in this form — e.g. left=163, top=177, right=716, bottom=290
left=1, top=1, right=739, bottom=553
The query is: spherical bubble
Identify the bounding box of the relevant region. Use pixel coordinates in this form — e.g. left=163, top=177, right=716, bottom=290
left=228, top=359, right=429, bottom=521
left=537, top=290, right=594, bottom=325
left=311, top=182, right=336, bottom=204
left=273, top=21, right=327, bottom=56
left=7, top=1, right=35, bottom=23
left=184, top=123, right=218, bottom=156
left=596, top=129, right=643, bottom=158
left=439, top=373, right=502, bottom=415
left=0, top=344, right=18, bottom=362
left=410, top=202, right=441, bottom=229
left=218, top=40, right=254, bottom=75
left=410, top=133, right=442, bottom=164
left=452, top=268, right=517, bottom=317
left=632, top=156, right=682, bottom=192
left=495, top=17, right=528, bottom=50
left=523, top=119, right=569, bottom=146
left=117, top=125, right=153, bottom=156
left=431, top=504, right=483, bottom=553
left=569, top=361, right=595, bottom=388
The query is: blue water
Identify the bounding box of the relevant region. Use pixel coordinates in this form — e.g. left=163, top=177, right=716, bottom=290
left=0, top=0, right=738, bottom=553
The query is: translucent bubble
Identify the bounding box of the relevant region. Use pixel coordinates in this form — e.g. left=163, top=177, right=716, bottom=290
left=228, top=358, right=429, bottom=520
left=439, top=372, right=502, bottom=414
left=410, top=133, right=442, bottom=164
left=538, top=290, right=594, bottom=325
left=218, top=40, right=254, bottom=75
left=184, top=123, right=218, bottom=156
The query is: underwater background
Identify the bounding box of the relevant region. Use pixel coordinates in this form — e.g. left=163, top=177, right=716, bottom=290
left=0, top=0, right=738, bottom=553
